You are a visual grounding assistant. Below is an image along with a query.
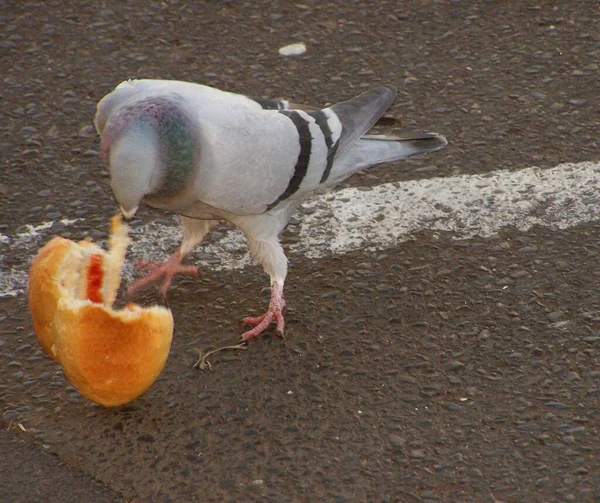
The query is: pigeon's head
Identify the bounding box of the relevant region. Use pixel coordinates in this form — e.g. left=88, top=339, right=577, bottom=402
left=98, top=95, right=197, bottom=219
left=101, top=121, right=159, bottom=219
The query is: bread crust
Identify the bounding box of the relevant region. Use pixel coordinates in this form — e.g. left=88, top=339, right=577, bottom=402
left=28, top=237, right=75, bottom=361
left=28, top=217, right=174, bottom=407
left=54, top=302, right=173, bottom=407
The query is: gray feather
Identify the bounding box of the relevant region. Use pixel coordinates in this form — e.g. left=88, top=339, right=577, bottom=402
left=324, top=133, right=447, bottom=186
left=329, top=86, right=397, bottom=158
left=361, top=133, right=448, bottom=156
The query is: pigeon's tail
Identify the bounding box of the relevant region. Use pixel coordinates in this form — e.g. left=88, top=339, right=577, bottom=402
left=328, top=86, right=397, bottom=157
left=360, top=133, right=448, bottom=160
left=323, top=133, right=448, bottom=187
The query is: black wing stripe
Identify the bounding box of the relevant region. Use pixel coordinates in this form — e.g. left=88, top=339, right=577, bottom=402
left=308, top=110, right=339, bottom=184
left=266, top=110, right=312, bottom=211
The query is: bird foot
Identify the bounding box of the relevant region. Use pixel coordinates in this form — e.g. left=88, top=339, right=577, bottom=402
left=241, top=285, right=286, bottom=341
left=127, top=251, right=197, bottom=299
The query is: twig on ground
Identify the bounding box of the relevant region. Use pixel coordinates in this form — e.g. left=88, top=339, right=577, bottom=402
left=193, top=342, right=248, bottom=370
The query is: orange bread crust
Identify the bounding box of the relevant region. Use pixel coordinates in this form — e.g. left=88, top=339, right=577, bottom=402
left=28, top=236, right=75, bottom=361
left=54, top=302, right=173, bottom=407
left=28, top=216, right=174, bottom=407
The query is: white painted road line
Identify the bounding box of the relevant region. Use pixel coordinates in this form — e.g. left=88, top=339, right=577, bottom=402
left=1, top=161, right=599, bottom=298
left=295, top=160, right=600, bottom=258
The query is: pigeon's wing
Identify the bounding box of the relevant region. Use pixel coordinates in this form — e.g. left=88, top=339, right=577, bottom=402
left=184, top=87, right=400, bottom=215
left=250, top=98, right=401, bottom=125
left=326, top=86, right=397, bottom=157
left=295, top=86, right=397, bottom=186
left=184, top=107, right=330, bottom=216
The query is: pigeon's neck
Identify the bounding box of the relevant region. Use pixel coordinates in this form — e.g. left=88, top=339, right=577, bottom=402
left=151, top=103, right=197, bottom=199
left=103, top=96, right=197, bottom=206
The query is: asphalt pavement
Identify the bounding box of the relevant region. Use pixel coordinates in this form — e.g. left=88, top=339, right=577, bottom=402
left=1, top=1, right=599, bottom=502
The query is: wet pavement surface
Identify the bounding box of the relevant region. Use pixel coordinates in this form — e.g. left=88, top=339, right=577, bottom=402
left=1, top=0, right=600, bottom=501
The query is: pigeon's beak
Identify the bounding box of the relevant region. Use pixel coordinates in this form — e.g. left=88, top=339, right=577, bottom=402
left=120, top=205, right=138, bottom=220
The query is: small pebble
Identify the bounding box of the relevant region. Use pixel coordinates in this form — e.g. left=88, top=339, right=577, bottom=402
left=547, top=310, right=563, bottom=322
left=444, top=360, right=465, bottom=371
left=544, top=401, right=569, bottom=409
left=389, top=435, right=406, bottom=449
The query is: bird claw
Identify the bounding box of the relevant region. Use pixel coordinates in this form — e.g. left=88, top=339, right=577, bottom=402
left=241, top=298, right=286, bottom=342
left=127, top=252, right=197, bottom=298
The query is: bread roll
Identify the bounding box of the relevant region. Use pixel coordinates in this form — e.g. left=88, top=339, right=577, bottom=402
left=28, top=215, right=173, bottom=407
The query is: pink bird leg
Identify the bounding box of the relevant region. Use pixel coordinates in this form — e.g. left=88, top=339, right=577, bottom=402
left=128, top=250, right=197, bottom=299
left=241, top=282, right=286, bottom=341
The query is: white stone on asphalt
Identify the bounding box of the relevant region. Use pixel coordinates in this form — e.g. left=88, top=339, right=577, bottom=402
left=278, top=42, right=307, bottom=56
left=1, top=161, right=599, bottom=298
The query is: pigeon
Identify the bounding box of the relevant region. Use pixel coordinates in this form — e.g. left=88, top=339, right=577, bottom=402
left=94, top=79, right=447, bottom=341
